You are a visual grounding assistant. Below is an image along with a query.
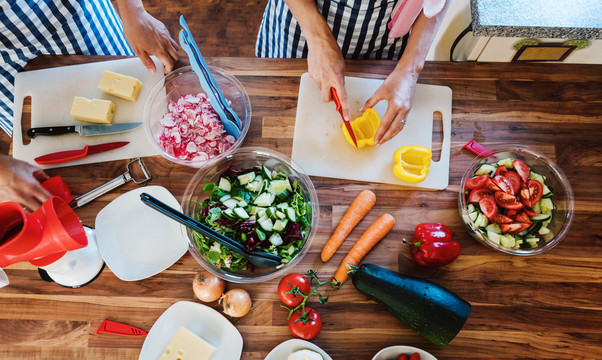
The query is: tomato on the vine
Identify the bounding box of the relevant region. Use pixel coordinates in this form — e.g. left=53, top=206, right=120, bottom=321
left=288, top=307, right=322, bottom=340
left=278, top=273, right=311, bottom=307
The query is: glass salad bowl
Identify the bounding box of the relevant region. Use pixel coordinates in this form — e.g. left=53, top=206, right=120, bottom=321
left=181, top=147, right=319, bottom=283
left=143, top=66, right=251, bottom=168
left=459, top=145, right=574, bottom=255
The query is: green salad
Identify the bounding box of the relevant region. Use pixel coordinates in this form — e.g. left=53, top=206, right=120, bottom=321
left=193, top=164, right=312, bottom=271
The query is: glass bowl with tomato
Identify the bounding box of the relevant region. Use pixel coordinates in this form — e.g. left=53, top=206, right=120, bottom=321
left=181, top=147, right=319, bottom=283
left=459, top=145, right=574, bottom=255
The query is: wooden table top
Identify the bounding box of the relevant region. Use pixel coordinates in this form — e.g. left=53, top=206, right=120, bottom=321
left=1, top=56, right=601, bottom=360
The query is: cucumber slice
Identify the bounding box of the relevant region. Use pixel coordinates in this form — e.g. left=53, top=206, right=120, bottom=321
left=222, top=208, right=235, bottom=220
left=237, top=172, right=256, bottom=185
left=276, top=202, right=290, bottom=210
left=467, top=204, right=476, bottom=213
left=468, top=211, right=478, bottom=222
left=526, top=222, right=542, bottom=235
left=276, top=210, right=286, bottom=219
left=268, top=179, right=292, bottom=195
left=218, top=177, right=231, bottom=192
left=268, top=233, right=283, bottom=246
left=219, top=194, right=232, bottom=202
left=475, top=164, right=498, bottom=176
left=273, top=219, right=288, bottom=232
left=237, top=200, right=248, bottom=207
left=485, top=223, right=501, bottom=233
left=525, top=237, right=539, bottom=248
left=254, top=192, right=275, bottom=207
left=529, top=172, right=546, bottom=184
left=258, top=217, right=273, bottom=232
left=256, top=207, right=267, bottom=218
left=222, top=198, right=239, bottom=209
left=245, top=180, right=261, bottom=192
left=539, top=198, right=555, bottom=213
left=286, top=208, right=297, bottom=222
left=531, top=214, right=551, bottom=222
left=538, top=226, right=551, bottom=235
left=474, top=213, right=489, bottom=228
left=262, top=165, right=273, bottom=180
left=497, top=158, right=514, bottom=168
left=542, top=184, right=553, bottom=198
left=233, top=207, right=250, bottom=220
left=266, top=206, right=278, bottom=219
left=487, top=231, right=502, bottom=244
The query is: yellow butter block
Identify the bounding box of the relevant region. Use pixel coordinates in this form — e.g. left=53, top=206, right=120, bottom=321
left=97, top=70, right=142, bottom=102
left=70, top=97, right=115, bottom=124
left=160, top=327, right=217, bottom=360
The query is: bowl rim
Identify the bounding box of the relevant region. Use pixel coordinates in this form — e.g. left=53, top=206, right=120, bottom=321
left=142, top=65, right=252, bottom=168
left=180, top=146, right=320, bottom=283
left=458, top=144, right=575, bottom=255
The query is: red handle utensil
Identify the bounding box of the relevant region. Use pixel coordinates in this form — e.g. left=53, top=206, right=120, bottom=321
left=96, top=319, right=148, bottom=337
left=34, top=141, right=129, bottom=165
left=331, top=87, right=358, bottom=147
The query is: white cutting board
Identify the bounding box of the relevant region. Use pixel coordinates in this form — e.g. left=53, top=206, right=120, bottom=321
left=291, top=73, right=452, bottom=190
left=12, top=57, right=164, bottom=169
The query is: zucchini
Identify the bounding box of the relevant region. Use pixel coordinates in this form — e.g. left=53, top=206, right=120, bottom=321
left=348, top=264, right=471, bottom=348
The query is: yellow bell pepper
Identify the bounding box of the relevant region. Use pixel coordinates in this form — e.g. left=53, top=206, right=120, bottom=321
left=341, top=108, right=381, bottom=148
left=392, top=145, right=432, bottom=183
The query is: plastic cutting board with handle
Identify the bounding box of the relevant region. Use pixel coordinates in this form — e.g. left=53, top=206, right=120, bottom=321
left=291, top=73, right=452, bottom=190
left=12, top=57, right=164, bottom=169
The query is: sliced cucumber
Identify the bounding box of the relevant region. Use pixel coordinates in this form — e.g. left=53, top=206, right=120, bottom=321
left=487, top=231, right=502, bottom=244
left=526, top=222, right=542, bottom=236
left=233, top=207, right=250, bottom=220
left=538, top=226, right=551, bottom=235
left=497, top=158, right=514, bottom=169
left=276, top=210, right=286, bottom=219
left=485, top=223, right=502, bottom=233
left=262, top=165, right=273, bottom=180
left=539, top=198, right=555, bottom=213
left=245, top=180, right=261, bottom=192
left=237, top=172, right=256, bottom=185
left=254, top=192, right=275, bottom=207
left=475, top=164, right=498, bottom=176
left=468, top=211, right=478, bottom=222
left=276, top=202, right=290, bottom=210
left=268, top=233, right=283, bottom=246
left=258, top=217, right=273, bottom=232
left=222, top=198, right=239, bottom=209
left=273, top=219, right=288, bottom=232
left=525, top=236, right=539, bottom=248
left=222, top=208, right=235, bottom=220
left=219, top=194, right=232, bottom=202
left=542, top=184, right=553, bottom=198
left=467, top=203, right=476, bottom=213
left=218, top=177, right=231, bottom=192
left=529, top=172, right=546, bottom=184
left=474, top=213, right=489, bottom=228
left=266, top=206, right=278, bottom=219
left=286, top=208, right=297, bottom=222
left=531, top=214, right=551, bottom=222
left=269, top=179, right=292, bottom=195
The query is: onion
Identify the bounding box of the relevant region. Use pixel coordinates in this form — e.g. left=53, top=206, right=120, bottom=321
left=222, top=288, right=252, bottom=317
left=192, top=270, right=226, bottom=302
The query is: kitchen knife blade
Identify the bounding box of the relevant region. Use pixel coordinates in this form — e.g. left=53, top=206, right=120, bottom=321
left=34, top=141, right=129, bottom=165
left=330, top=88, right=358, bottom=147
left=27, top=122, right=142, bottom=138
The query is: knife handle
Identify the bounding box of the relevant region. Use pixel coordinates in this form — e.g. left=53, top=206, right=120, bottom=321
left=28, top=126, right=76, bottom=138
left=34, top=146, right=89, bottom=165
left=330, top=88, right=342, bottom=112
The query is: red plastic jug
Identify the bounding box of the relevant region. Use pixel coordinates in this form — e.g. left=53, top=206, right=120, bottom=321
left=0, top=196, right=87, bottom=267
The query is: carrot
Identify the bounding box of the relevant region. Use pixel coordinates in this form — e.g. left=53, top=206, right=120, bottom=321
left=321, top=190, right=376, bottom=262
left=333, top=213, right=395, bottom=285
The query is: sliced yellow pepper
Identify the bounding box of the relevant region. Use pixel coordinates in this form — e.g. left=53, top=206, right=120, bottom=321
left=341, top=108, right=381, bottom=148
left=392, top=145, right=433, bottom=183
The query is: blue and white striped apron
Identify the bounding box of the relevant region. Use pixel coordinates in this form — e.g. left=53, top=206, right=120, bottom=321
left=0, top=0, right=135, bottom=137
left=256, top=0, right=408, bottom=60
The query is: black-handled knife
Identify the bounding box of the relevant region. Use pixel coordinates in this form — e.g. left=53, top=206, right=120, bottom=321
left=27, top=122, right=142, bottom=138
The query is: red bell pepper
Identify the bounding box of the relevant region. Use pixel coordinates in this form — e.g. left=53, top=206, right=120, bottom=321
left=409, top=223, right=460, bottom=267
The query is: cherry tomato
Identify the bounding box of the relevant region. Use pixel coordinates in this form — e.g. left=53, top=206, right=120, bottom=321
left=503, top=171, right=522, bottom=195
left=397, top=355, right=409, bottom=360
left=468, top=188, right=493, bottom=203
left=495, top=165, right=508, bottom=176
left=485, top=178, right=502, bottom=192
left=409, top=353, right=422, bottom=360
left=492, top=175, right=513, bottom=194
left=526, top=179, right=544, bottom=205
left=478, top=197, right=498, bottom=219
left=288, top=307, right=322, bottom=340
left=494, top=191, right=525, bottom=210
left=512, top=159, right=531, bottom=182
left=465, top=175, right=488, bottom=189
left=501, top=222, right=530, bottom=235
left=278, top=273, right=311, bottom=307
left=520, top=188, right=533, bottom=207
left=492, top=213, right=513, bottom=224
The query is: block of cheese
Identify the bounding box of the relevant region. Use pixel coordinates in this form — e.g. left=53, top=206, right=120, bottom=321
left=70, top=97, right=115, bottom=124
left=97, top=70, right=142, bottom=102
left=159, top=327, right=217, bottom=360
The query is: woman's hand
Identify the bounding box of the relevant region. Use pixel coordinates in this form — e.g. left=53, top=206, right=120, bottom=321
left=361, top=67, right=419, bottom=145
left=118, top=1, right=179, bottom=74
left=0, top=155, right=51, bottom=212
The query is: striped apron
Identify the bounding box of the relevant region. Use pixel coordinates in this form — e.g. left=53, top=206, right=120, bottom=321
left=0, top=0, right=134, bottom=137
left=256, top=0, right=408, bottom=60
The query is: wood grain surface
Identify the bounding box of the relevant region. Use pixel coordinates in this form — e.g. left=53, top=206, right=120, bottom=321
left=1, top=55, right=602, bottom=360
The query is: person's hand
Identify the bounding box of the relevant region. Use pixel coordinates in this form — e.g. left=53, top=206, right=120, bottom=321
left=0, top=155, right=51, bottom=212
left=120, top=5, right=179, bottom=74
left=361, top=68, right=419, bottom=145
left=306, top=37, right=350, bottom=120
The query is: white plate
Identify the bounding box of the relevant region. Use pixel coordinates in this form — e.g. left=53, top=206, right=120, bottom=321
left=139, top=301, right=243, bottom=360
left=372, top=345, right=437, bottom=360
left=95, top=186, right=187, bottom=281
left=265, top=339, right=332, bottom=360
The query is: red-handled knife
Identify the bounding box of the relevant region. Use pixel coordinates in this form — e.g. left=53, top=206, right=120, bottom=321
left=330, top=88, right=358, bottom=147
left=34, top=141, right=129, bottom=165
left=96, top=319, right=148, bottom=337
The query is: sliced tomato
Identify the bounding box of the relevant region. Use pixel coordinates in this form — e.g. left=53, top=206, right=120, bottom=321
left=501, top=222, right=531, bottom=235
left=524, top=207, right=538, bottom=217
left=468, top=188, right=493, bottom=203
left=514, top=211, right=532, bottom=224
left=492, top=213, right=513, bottom=224
left=494, top=191, right=525, bottom=210
left=465, top=175, right=489, bottom=189
left=506, top=209, right=518, bottom=218
left=503, top=171, right=522, bottom=195
left=526, top=179, right=544, bottom=205
left=520, top=188, right=533, bottom=207
left=512, top=159, right=531, bottom=182
left=479, top=197, right=498, bottom=219
left=495, top=165, right=508, bottom=176
left=492, top=175, right=512, bottom=194
left=485, top=178, right=502, bottom=192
